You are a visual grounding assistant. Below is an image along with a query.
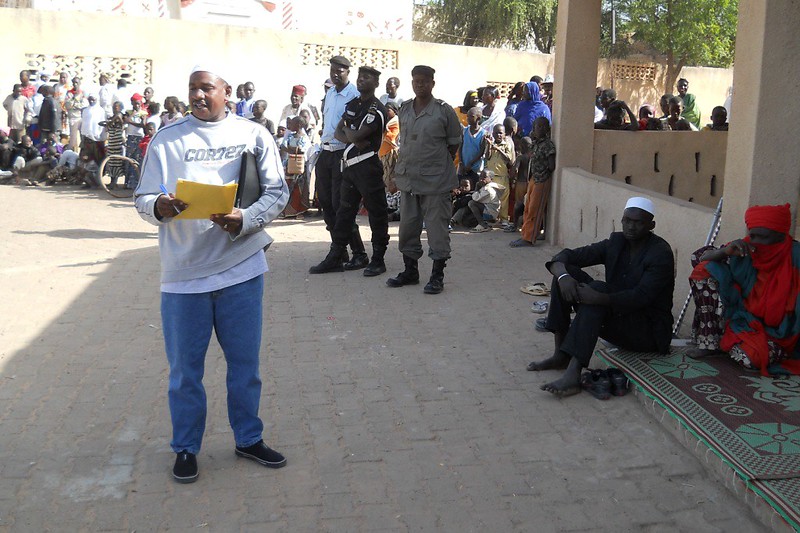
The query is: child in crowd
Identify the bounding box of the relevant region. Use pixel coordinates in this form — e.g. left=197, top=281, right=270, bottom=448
left=139, top=122, right=156, bottom=158
left=594, top=101, right=638, bottom=131
left=455, top=89, right=480, bottom=127
left=251, top=99, right=275, bottom=135
left=645, top=117, right=665, bottom=130
left=484, top=123, right=515, bottom=227
left=280, top=116, right=309, bottom=166
left=5, top=84, right=29, bottom=143
left=274, top=125, right=286, bottom=146
left=506, top=136, right=534, bottom=234
left=459, top=170, right=505, bottom=233
left=99, top=101, right=125, bottom=189
left=160, top=96, right=182, bottom=129
left=638, top=104, right=655, bottom=130
left=146, top=103, right=161, bottom=130
left=380, top=101, right=400, bottom=197
left=667, top=96, right=699, bottom=131
left=0, top=130, right=14, bottom=171
left=450, top=178, right=473, bottom=227
left=510, top=117, right=556, bottom=247
left=299, top=109, right=320, bottom=144
left=458, top=107, right=486, bottom=188
left=11, top=135, right=40, bottom=185
left=33, top=132, right=64, bottom=183
left=280, top=115, right=310, bottom=217
left=703, top=106, right=729, bottom=131
left=658, top=94, right=673, bottom=128
left=503, top=115, right=520, bottom=153
left=123, top=95, right=147, bottom=189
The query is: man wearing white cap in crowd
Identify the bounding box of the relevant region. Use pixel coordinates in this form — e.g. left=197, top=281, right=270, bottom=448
left=527, top=197, right=675, bottom=397
left=134, top=63, right=289, bottom=483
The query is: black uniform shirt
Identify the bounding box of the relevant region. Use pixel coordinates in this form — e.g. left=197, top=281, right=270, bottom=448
left=342, top=95, right=386, bottom=157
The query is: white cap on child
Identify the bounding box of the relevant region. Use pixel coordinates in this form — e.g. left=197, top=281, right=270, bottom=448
left=625, top=197, right=655, bottom=216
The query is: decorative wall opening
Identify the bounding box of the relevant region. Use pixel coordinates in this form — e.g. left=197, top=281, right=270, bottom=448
left=300, top=43, right=398, bottom=71
left=24, top=53, right=152, bottom=86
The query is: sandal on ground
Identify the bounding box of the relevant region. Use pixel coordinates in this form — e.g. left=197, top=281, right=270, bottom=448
left=520, top=282, right=549, bottom=296
left=530, top=300, right=549, bottom=314
left=503, top=224, right=517, bottom=233
left=606, top=368, right=629, bottom=396
left=510, top=238, right=533, bottom=248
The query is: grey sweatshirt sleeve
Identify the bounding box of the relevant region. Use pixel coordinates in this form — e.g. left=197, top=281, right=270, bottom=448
left=234, top=132, right=289, bottom=239
left=133, top=140, right=167, bottom=226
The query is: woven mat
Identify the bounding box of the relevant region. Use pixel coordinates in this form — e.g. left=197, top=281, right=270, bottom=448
left=596, top=345, right=800, bottom=529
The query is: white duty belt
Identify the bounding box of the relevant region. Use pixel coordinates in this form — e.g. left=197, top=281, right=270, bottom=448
left=321, top=142, right=345, bottom=152
left=340, top=144, right=376, bottom=170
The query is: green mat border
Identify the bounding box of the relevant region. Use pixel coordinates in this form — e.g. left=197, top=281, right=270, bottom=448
left=596, top=349, right=800, bottom=531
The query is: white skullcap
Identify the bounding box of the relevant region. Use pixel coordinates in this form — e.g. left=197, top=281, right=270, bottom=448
left=190, top=64, right=235, bottom=87
left=625, top=197, right=655, bottom=216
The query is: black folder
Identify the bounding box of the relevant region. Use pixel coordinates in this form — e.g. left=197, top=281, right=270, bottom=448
left=235, top=151, right=261, bottom=209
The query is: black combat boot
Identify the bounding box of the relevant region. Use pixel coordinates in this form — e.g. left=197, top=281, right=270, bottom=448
left=423, top=259, right=447, bottom=294
left=386, top=255, right=420, bottom=287
left=363, top=246, right=387, bottom=277
left=344, top=230, right=369, bottom=270
left=309, top=243, right=347, bottom=274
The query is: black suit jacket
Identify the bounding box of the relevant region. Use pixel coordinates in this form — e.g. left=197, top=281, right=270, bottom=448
left=548, top=232, right=675, bottom=353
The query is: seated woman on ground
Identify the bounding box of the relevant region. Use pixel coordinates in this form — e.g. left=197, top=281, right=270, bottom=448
left=687, top=203, right=800, bottom=375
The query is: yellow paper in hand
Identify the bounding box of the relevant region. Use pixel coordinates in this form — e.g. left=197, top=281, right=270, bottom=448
left=173, top=179, right=238, bottom=220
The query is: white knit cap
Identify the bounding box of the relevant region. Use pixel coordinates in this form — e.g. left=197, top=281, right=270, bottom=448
left=190, top=64, right=235, bottom=87
left=625, top=197, right=655, bottom=216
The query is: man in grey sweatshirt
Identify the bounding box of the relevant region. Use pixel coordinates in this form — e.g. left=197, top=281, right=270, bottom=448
left=134, top=64, right=289, bottom=483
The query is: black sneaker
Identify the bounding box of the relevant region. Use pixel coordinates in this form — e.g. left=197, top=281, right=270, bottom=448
left=235, top=440, right=287, bottom=469
left=173, top=451, right=198, bottom=483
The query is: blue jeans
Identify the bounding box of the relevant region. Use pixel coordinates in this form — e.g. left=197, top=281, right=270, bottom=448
left=161, top=275, right=265, bottom=454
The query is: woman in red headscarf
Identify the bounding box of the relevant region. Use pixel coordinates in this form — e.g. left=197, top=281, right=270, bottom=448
left=688, top=204, right=800, bottom=375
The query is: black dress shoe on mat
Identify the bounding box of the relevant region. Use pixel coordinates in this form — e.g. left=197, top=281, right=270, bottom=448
left=607, top=368, right=629, bottom=396
left=235, top=441, right=287, bottom=469
left=173, top=451, right=198, bottom=484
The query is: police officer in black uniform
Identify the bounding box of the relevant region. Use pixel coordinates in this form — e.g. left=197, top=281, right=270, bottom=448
left=309, top=66, right=390, bottom=277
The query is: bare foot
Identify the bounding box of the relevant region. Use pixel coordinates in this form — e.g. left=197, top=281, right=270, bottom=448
left=526, top=353, right=570, bottom=371
left=540, top=374, right=582, bottom=397
left=686, top=347, right=723, bottom=359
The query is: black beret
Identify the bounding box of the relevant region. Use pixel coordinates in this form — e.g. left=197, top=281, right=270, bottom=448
left=411, top=65, right=435, bottom=78
left=358, top=66, right=381, bottom=78
left=330, top=55, right=351, bottom=68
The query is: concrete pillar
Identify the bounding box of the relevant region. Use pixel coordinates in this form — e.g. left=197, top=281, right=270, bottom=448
left=549, top=0, right=601, bottom=245
left=720, top=0, right=800, bottom=242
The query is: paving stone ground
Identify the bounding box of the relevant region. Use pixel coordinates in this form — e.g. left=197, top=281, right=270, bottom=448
left=0, top=185, right=771, bottom=531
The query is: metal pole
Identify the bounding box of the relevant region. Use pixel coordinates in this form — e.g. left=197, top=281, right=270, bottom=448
left=672, top=197, right=724, bottom=336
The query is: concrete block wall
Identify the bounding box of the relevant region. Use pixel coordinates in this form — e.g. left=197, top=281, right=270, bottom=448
left=591, top=130, right=727, bottom=209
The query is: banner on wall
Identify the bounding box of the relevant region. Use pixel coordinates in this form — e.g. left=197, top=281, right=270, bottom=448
left=31, top=0, right=170, bottom=17
left=180, top=0, right=412, bottom=40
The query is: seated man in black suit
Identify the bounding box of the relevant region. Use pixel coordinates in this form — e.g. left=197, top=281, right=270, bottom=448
left=528, top=197, right=675, bottom=397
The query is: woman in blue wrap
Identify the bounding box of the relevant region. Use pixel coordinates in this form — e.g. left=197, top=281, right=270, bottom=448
left=514, top=81, right=552, bottom=137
